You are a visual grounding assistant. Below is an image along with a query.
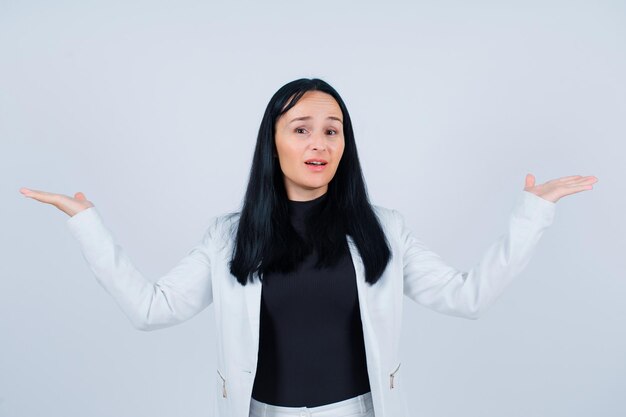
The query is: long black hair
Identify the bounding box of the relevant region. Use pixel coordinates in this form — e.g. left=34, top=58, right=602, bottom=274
left=228, top=78, right=391, bottom=286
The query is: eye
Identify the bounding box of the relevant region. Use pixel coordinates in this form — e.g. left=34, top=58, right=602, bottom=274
left=295, top=128, right=307, bottom=134
left=327, top=129, right=338, bottom=135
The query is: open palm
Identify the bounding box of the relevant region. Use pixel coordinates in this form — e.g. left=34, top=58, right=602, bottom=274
left=19, top=187, right=94, bottom=217
left=524, top=173, right=598, bottom=203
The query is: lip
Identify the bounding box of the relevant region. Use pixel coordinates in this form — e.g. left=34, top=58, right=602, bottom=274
left=304, top=160, right=328, bottom=172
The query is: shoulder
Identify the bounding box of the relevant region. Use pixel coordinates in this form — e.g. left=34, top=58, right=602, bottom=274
left=371, top=204, right=402, bottom=233
left=371, top=204, right=394, bottom=216
left=201, top=210, right=241, bottom=248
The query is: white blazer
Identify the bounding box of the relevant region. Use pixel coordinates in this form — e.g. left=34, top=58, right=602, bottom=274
left=66, top=190, right=555, bottom=417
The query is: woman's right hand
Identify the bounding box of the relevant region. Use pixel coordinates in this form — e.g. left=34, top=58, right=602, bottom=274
left=19, top=187, right=95, bottom=217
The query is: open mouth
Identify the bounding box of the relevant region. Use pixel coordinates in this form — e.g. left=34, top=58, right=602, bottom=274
left=304, top=161, right=328, bottom=171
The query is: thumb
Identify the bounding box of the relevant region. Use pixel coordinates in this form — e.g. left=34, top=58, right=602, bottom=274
left=74, top=192, right=87, bottom=201
left=524, top=173, right=535, bottom=189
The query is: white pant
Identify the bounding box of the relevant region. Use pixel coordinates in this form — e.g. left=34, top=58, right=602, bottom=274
left=249, top=391, right=375, bottom=417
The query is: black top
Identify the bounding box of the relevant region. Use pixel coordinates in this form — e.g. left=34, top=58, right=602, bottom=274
left=251, top=192, right=371, bottom=407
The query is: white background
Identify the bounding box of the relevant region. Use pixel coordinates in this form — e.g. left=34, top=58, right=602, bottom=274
left=2, top=0, right=624, bottom=416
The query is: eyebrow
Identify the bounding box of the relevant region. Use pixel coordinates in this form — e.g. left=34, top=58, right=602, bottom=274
left=289, top=116, right=343, bottom=124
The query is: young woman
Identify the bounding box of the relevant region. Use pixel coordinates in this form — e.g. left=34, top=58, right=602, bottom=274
left=20, top=78, right=598, bottom=417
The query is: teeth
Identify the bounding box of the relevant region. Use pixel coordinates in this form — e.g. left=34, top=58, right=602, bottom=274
left=307, top=161, right=325, bottom=165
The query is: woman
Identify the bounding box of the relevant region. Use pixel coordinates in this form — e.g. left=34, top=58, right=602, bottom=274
left=20, top=78, right=598, bottom=417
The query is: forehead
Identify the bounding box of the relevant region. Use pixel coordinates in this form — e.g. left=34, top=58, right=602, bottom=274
left=284, top=91, right=341, bottom=115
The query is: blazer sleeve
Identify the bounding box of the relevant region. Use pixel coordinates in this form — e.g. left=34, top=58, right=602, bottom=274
left=66, top=206, right=215, bottom=331
left=395, top=190, right=556, bottom=319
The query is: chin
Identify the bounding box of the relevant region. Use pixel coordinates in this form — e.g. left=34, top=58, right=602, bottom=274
left=301, top=181, right=330, bottom=190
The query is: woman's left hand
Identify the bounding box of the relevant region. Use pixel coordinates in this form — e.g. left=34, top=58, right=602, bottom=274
left=524, top=173, right=598, bottom=203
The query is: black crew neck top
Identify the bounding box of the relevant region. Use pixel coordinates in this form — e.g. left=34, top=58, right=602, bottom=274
left=286, top=192, right=328, bottom=232
left=250, top=192, right=371, bottom=407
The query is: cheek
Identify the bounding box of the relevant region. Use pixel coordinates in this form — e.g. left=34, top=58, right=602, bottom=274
left=331, top=140, right=345, bottom=157
left=276, top=142, right=304, bottom=170
left=283, top=144, right=304, bottom=162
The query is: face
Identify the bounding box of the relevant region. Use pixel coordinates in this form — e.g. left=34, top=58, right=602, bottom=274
left=274, top=90, right=345, bottom=201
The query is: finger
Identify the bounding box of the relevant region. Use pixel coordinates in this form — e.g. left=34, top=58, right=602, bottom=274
left=19, top=188, right=62, bottom=204
left=562, top=185, right=595, bottom=194
left=563, top=184, right=592, bottom=190
left=564, top=176, right=598, bottom=186
left=549, top=175, right=583, bottom=183
left=20, top=187, right=40, bottom=197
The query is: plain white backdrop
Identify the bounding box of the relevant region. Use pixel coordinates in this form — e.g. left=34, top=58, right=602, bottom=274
left=2, top=0, right=624, bottom=416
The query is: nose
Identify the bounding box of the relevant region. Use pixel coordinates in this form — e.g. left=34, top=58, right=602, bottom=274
left=311, top=131, right=327, bottom=151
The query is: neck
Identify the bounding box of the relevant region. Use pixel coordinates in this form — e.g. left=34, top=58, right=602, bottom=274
left=287, top=191, right=327, bottom=221
left=285, top=186, right=328, bottom=202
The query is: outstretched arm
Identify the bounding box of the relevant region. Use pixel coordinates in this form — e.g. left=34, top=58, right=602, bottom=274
left=65, top=207, right=215, bottom=330
left=397, top=173, right=598, bottom=319
left=20, top=188, right=216, bottom=331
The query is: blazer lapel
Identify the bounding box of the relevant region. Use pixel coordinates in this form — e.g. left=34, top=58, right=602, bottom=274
left=243, top=271, right=263, bottom=365
left=347, top=234, right=384, bottom=417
